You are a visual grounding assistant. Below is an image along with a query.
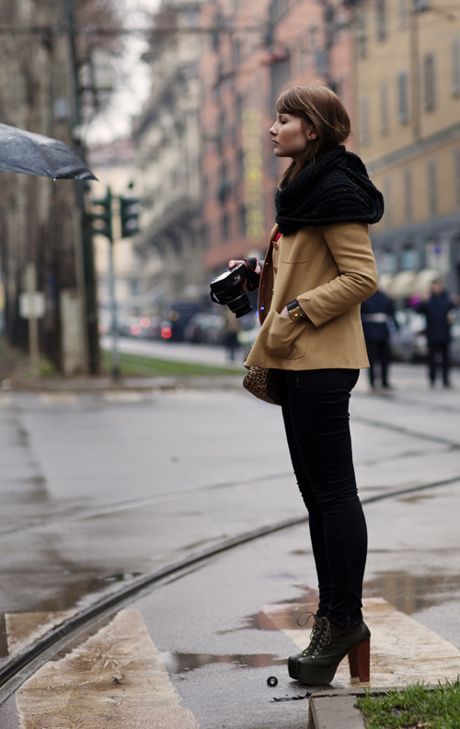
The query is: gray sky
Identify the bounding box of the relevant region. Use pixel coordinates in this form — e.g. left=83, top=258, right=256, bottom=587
left=86, top=0, right=159, bottom=145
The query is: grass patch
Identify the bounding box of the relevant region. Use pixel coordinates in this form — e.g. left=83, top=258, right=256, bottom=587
left=358, top=680, right=460, bottom=728
left=0, top=337, right=55, bottom=381
left=101, top=350, right=243, bottom=377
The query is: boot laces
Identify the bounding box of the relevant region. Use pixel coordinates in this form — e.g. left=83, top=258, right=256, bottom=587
left=311, top=618, right=332, bottom=657
left=296, top=612, right=327, bottom=657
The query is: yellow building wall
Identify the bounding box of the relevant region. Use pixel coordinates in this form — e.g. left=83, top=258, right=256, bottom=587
left=355, top=0, right=460, bottom=233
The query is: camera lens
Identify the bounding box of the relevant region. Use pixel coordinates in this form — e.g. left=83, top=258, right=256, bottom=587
left=209, top=263, right=252, bottom=317
left=228, top=291, right=252, bottom=318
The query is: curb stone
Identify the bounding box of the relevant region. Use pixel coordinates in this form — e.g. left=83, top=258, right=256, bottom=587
left=1, top=374, right=244, bottom=394
left=307, top=695, right=366, bottom=729
left=306, top=684, right=442, bottom=729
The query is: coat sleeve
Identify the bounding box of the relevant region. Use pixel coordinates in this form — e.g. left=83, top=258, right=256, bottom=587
left=297, top=222, right=378, bottom=327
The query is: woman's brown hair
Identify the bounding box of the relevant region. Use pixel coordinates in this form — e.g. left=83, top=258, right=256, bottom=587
left=276, top=85, right=351, bottom=186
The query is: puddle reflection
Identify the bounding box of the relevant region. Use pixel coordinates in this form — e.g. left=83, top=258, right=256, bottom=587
left=365, top=569, right=460, bottom=613
left=219, top=588, right=319, bottom=635
left=162, top=650, right=286, bottom=675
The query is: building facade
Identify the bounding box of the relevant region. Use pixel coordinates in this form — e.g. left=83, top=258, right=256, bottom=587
left=353, top=0, right=460, bottom=299
left=133, top=0, right=206, bottom=308
left=133, top=0, right=354, bottom=304
left=200, top=0, right=354, bottom=280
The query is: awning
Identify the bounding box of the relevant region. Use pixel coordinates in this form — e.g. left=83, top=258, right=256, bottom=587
left=386, top=271, right=417, bottom=298
left=378, top=273, right=393, bottom=293
left=411, top=269, right=439, bottom=296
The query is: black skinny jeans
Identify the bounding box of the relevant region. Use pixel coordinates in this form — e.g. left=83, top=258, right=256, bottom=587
left=277, top=368, right=366, bottom=628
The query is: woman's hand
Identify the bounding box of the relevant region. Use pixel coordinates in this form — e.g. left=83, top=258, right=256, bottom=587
left=228, top=259, right=262, bottom=275
left=228, top=259, right=245, bottom=270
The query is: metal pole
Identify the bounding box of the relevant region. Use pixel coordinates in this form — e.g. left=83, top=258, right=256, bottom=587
left=63, top=0, right=100, bottom=374
left=25, top=263, right=40, bottom=377
left=106, top=188, right=120, bottom=381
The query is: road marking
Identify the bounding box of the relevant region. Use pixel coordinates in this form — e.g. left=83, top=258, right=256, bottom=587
left=16, top=609, right=200, bottom=729
left=266, top=596, right=460, bottom=688
left=103, top=391, right=147, bottom=403
left=38, top=394, right=78, bottom=406
left=0, top=394, right=12, bottom=408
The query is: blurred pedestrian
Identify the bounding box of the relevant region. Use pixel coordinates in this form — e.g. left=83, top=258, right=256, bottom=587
left=223, top=307, right=240, bottom=361
left=229, top=85, right=383, bottom=686
left=416, top=279, right=456, bottom=388
left=361, top=288, right=398, bottom=390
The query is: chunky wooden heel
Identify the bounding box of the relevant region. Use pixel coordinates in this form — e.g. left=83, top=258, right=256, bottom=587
left=348, top=638, right=370, bottom=682
left=296, top=619, right=371, bottom=686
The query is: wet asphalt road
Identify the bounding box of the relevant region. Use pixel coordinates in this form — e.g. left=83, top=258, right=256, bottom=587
left=0, top=361, right=460, bottom=727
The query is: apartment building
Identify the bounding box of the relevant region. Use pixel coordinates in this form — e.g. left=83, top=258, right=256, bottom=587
left=353, top=0, right=460, bottom=298
left=133, top=0, right=206, bottom=306
left=200, top=0, right=354, bottom=279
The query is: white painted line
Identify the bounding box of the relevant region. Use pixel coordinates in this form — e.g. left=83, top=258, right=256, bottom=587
left=266, top=597, right=460, bottom=688
left=103, top=391, right=146, bottom=403
left=16, top=609, right=200, bottom=729
left=38, top=394, right=78, bottom=406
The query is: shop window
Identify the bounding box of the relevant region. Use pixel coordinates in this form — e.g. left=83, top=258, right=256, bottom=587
left=427, top=160, right=437, bottom=216
left=423, top=53, right=436, bottom=111
left=455, top=149, right=460, bottom=206
left=270, top=55, right=291, bottom=109
left=221, top=213, right=230, bottom=242
left=239, top=204, right=247, bottom=235
left=380, top=81, right=389, bottom=135
left=375, top=0, right=387, bottom=42
left=404, top=168, right=413, bottom=224
left=383, top=178, right=391, bottom=226
left=202, top=224, right=210, bottom=250
left=452, top=37, right=460, bottom=96
left=359, top=96, right=370, bottom=147
left=401, top=246, right=420, bottom=271
left=381, top=249, right=397, bottom=274
left=399, top=0, right=409, bottom=28
left=355, top=11, right=367, bottom=58
left=397, top=71, right=410, bottom=124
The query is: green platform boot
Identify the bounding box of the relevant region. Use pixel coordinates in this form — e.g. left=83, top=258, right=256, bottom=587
left=295, top=618, right=371, bottom=686
left=288, top=614, right=328, bottom=681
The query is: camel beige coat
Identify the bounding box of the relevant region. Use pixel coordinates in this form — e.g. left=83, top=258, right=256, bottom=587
left=244, top=222, right=378, bottom=371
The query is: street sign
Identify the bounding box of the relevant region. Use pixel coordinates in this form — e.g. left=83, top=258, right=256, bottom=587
left=19, top=292, right=45, bottom=319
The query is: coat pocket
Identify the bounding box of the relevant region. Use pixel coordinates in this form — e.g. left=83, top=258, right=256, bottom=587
left=266, top=311, right=304, bottom=359
left=280, top=232, right=315, bottom=263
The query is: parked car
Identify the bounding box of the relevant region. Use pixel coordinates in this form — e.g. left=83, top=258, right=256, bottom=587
left=184, top=312, right=226, bottom=344
left=160, top=300, right=205, bottom=342
left=449, top=309, right=460, bottom=365
left=237, top=312, right=260, bottom=358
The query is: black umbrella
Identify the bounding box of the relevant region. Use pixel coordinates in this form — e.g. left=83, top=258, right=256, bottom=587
left=0, top=122, right=97, bottom=181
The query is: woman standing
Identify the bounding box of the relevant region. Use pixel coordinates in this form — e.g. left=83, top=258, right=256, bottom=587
left=232, top=86, right=383, bottom=685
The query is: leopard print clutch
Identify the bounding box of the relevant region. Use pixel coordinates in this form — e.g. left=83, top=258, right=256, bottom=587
left=243, top=367, right=282, bottom=406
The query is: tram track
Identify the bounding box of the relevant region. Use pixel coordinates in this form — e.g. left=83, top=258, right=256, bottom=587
left=1, top=470, right=460, bottom=705
left=1, top=387, right=459, bottom=705
left=1, top=402, right=457, bottom=539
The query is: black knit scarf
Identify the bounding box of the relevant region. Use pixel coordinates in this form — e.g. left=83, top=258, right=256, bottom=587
left=275, top=145, right=384, bottom=236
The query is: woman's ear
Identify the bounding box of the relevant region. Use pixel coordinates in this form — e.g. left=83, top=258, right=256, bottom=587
left=307, top=128, right=318, bottom=140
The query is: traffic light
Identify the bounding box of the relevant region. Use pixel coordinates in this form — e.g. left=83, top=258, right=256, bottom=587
left=120, top=196, right=141, bottom=238
left=88, top=188, right=113, bottom=240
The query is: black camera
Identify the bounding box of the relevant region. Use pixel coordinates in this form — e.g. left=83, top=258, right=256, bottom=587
left=209, top=262, right=259, bottom=318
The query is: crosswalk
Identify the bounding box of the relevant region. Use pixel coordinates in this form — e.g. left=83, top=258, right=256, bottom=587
left=5, top=597, right=460, bottom=728
left=15, top=610, right=199, bottom=729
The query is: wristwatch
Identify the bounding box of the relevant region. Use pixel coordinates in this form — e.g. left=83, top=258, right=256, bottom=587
left=286, top=299, right=306, bottom=322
